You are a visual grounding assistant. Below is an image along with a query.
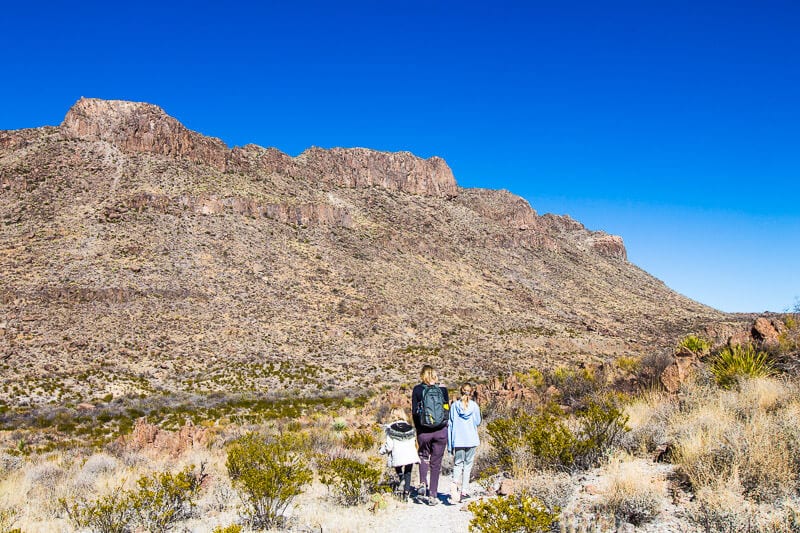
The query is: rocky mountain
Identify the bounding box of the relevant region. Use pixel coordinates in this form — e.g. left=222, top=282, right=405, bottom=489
left=0, top=98, right=731, bottom=409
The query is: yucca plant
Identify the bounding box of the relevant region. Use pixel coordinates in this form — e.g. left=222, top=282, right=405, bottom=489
left=710, top=345, right=775, bottom=388
left=678, top=335, right=712, bottom=356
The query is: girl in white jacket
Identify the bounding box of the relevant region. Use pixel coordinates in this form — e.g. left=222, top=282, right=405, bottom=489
left=379, top=409, right=419, bottom=499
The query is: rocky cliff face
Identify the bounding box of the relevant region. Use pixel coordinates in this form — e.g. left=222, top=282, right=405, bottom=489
left=0, top=98, right=726, bottom=409
left=61, top=98, right=230, bottom=170
left=62, top=98, right=457, bottom=197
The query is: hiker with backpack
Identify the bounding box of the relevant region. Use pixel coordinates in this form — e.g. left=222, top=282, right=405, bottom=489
left=378, top=408, right=419, bottom=501
left=447, top=382, right=481, bottom=503
left=412, top=364, right=450, bottom=505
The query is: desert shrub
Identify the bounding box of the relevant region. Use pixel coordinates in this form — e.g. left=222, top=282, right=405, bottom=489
left=486, top=399, right=628, bottom=473
left=547, top=366, right=600, bottom=407
left=319, top=456, right=382, bottom=506
left=486, top=405, right=576, bottom=473
left=62, top=464, right=205, bottom=533
left=62, top=487, right=134, bottom=533
left=519, top=472, right=574, bottom=512
left=513, top=368, right=545, bottom=389
left=467, top=494, right=558, bottom=533
left=615, top=356, right=640, bottom=374
left=637, top=350, right=674, bottom=385
left=0, top=505, right=19, bottom=533
left=128, top=464, right=206, bottom=531
left=710, top=345, right=775, bottom=389
left=572, top=397, right=630, bottom=469
left=342, top=429, right=377, bottom=452
left=689, top=478, right=755, bottom=533
left=670, top=377, right=800, bottom=503
left=212, top=525, right=242, bottom=533
left=678, top=335, right=712, bottom=356
left=226, top=431, right=312, bottom=529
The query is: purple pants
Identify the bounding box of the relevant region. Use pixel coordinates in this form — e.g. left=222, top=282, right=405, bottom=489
left=417, top=426, right=448, bottom=498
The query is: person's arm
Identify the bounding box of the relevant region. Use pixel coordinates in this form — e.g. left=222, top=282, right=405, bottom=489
left=448, top=404, right=455, bottom=452
left=442, top=386, right=450, bottom=410
left=474, top=404, right=482, bottom=427
left=411, top=386, right=421, bottom=429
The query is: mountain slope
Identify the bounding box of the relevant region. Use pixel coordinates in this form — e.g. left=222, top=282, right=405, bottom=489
left=0, top=98, right=726, bottom=408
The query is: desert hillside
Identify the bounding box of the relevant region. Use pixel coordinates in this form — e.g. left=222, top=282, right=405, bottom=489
left=0, top=98, right=731, bottom=409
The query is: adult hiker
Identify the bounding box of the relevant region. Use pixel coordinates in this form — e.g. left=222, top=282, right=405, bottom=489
left=379, top=408, right=419, bottom=500
left=447, top=382, right=482, bottom=503
left=412, top=364, right=449, bottom=505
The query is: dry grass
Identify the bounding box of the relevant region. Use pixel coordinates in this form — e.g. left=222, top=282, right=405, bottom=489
left=670, top=376, right=800, bottom=503
left=593, top=453, right=664, bottom=526
left=621, top=388, right=673, bottom=454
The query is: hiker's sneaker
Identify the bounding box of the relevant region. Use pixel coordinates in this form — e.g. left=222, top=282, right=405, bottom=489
left=426, top=496, right=439, bottom=506
left=460, top=493, right=470, bottom=501
left=417, top=485, right=427, bottom=498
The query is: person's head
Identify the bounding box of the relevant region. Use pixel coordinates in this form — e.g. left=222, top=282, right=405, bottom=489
left=420, top=365, right=437, bottom=385
left=460, top=382, right=474, bottom=404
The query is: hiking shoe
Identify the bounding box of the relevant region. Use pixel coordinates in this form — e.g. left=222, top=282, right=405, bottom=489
left=417, top=485, right=427, bottom=498
left=426, top=496, right=439, bottom=506
left=460, top=493, right=470, bottom=501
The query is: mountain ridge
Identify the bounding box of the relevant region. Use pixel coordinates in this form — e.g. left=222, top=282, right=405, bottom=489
left=0, top=98, right=733, bottom=409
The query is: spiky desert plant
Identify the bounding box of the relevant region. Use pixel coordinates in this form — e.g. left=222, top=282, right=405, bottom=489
left=678, top=335, right=712, bottom=356
left=710, top=345, right=775, bottom=389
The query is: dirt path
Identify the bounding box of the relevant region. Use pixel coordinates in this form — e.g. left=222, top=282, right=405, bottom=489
left=354, top=482, right=480, bottom=533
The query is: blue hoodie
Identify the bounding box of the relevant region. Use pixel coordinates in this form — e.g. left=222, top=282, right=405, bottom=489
left=448, top=398, right=481, bottom=451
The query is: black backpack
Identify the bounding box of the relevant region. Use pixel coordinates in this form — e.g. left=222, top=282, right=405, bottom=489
left=418, top=384, right=446, bottom=428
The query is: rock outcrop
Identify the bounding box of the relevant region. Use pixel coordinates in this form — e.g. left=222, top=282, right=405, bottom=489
left=61, top=98, right=230, bottom=170
left=589, top=234, right=627, bottom=260
left=297, top=147, right=458, bottom=197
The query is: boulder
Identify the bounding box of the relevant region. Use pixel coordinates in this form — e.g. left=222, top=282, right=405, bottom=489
left=753, top=317, right=780, bottom=346
left=660, top=352, right=700, bottom=393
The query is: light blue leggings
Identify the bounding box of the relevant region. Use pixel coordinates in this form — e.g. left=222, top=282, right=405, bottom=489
left=452, top=447, right=477, bottom=492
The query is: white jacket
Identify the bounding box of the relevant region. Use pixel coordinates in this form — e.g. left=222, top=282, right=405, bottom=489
left=379, top=420, right=420, bottom=467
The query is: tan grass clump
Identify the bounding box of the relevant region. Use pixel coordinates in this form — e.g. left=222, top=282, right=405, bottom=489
left=595, top=454, right=664, bottom=526
left=670, top=376, right=800, bottom=503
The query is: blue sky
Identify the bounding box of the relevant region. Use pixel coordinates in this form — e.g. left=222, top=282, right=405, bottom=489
left=2, top=1, right=798, bottom=312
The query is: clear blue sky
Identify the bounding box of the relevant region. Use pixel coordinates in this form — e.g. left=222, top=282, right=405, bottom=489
left=2, top=1, right=798, bottom=312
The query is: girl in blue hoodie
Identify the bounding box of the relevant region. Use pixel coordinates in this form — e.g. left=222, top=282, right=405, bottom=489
left=447, top=382, right=481, bottom=503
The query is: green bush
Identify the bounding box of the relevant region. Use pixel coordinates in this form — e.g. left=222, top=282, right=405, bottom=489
left=226, top=432, right=312, bottom=529
left=710, top=345, right=775, bottom=388
left=319, top=456, right=382, bottom=506
left=488, top=406, right=576, bottom=472
left=486, top=400, right=628, bottom=473
left=61, top=465, right=205, bottom=533
left=467, top=494, right=558, bottom=533
left=62, top=487, right=133, bottom=533
left=342, top=429, right=377, bottom=452
left=678, top=335, right=712, bottom=355
left=573, top=398, right=630, bottom=469
left=128, top=465, right=205, bottom=531
left=513, top=368, right=545, bottom=389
